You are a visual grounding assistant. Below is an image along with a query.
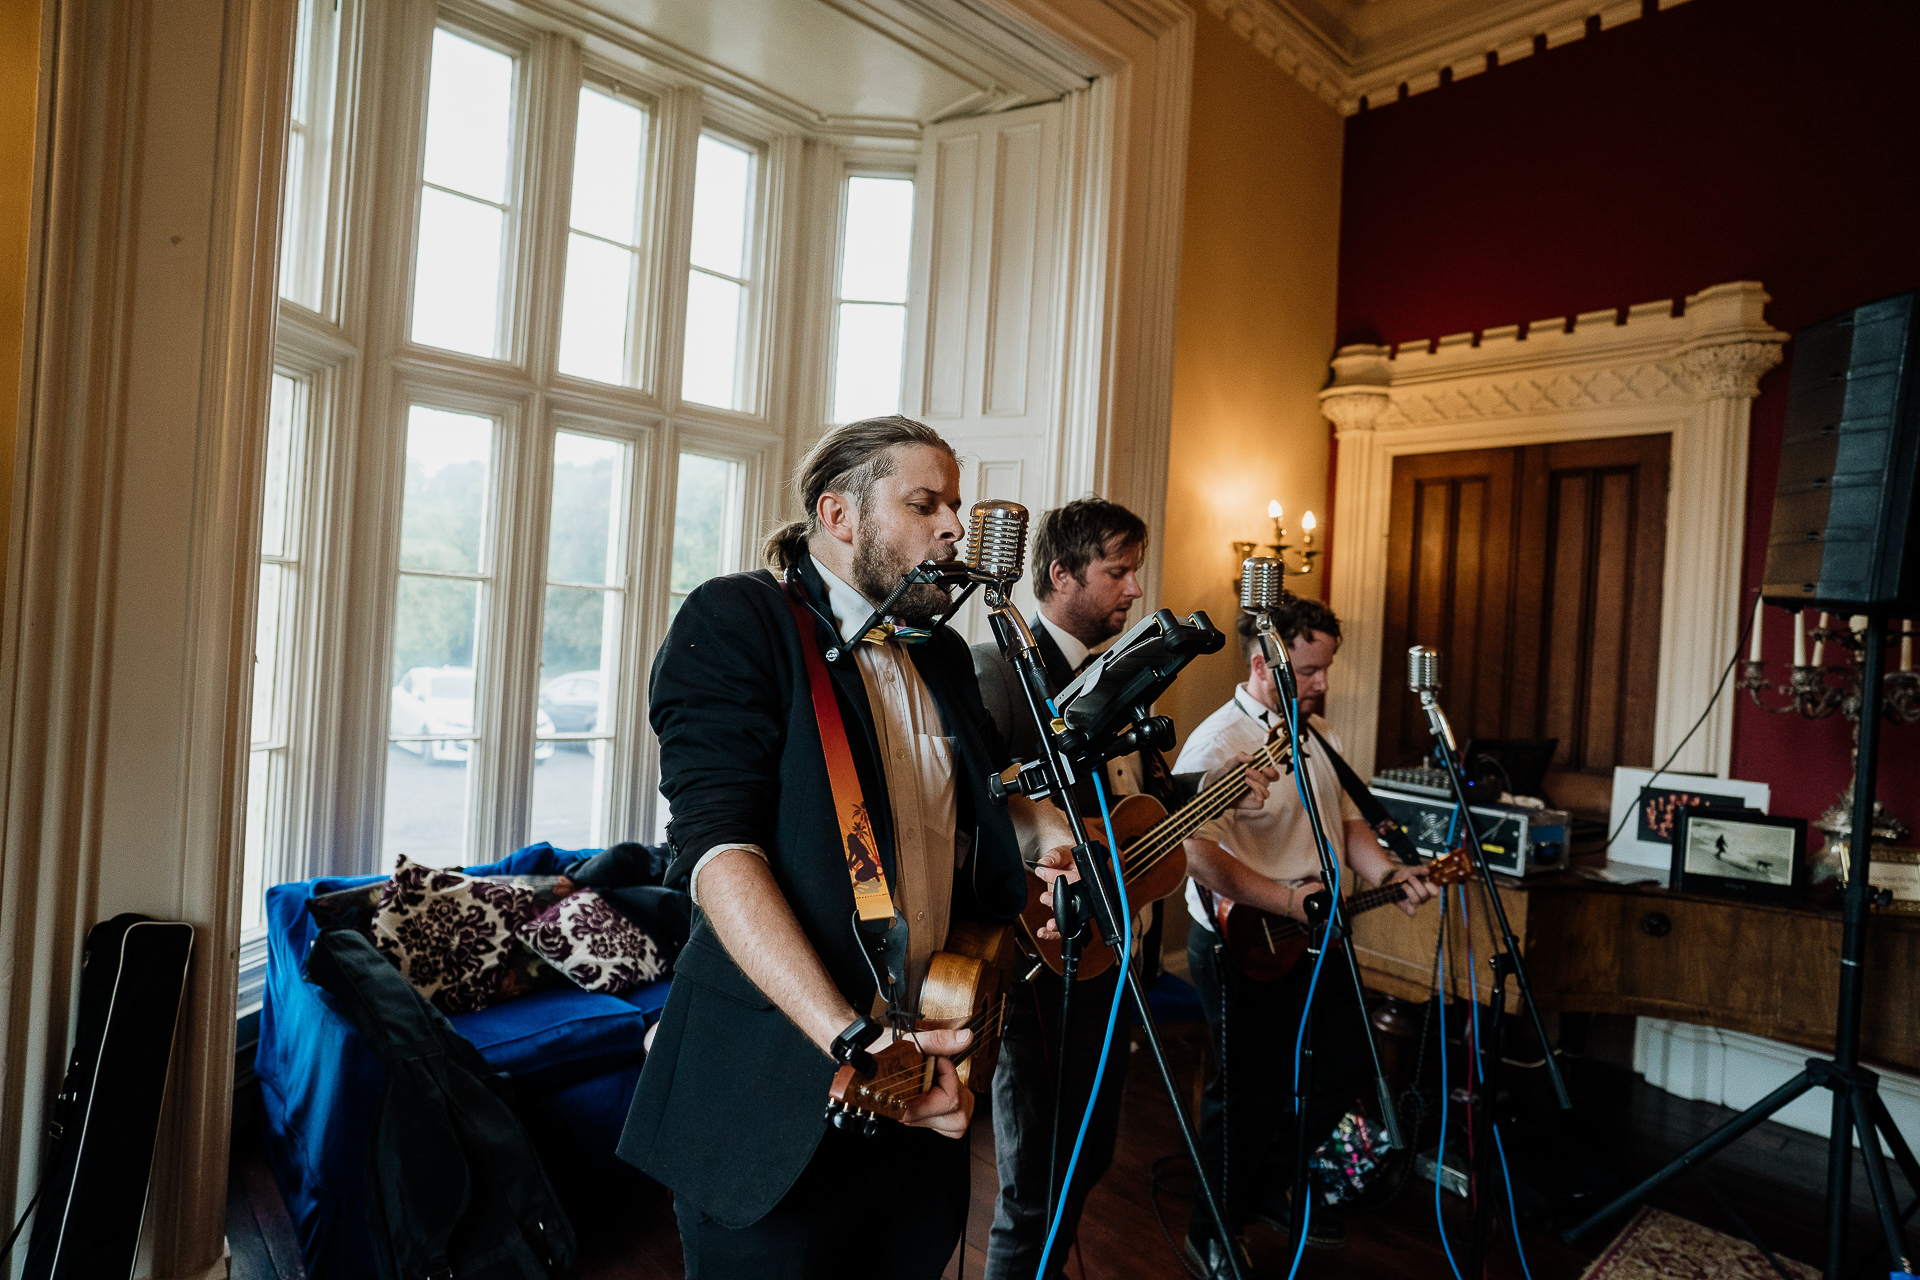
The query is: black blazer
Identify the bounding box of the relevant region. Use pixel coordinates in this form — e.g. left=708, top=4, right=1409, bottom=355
left=617, top=558, right=1027, bottom=1226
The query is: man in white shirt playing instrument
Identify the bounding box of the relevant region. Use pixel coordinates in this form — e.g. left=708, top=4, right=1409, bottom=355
left=1173, top=597, right=1434, bottom=1271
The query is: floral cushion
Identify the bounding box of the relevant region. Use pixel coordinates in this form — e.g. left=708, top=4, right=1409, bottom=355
left=516, top=888, right=665, bottom=996
left=370, top=856, right=540, bottom=1014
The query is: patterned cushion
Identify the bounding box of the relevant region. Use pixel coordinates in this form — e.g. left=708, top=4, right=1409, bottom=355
left=370, top=856, right=540, bottom=1013
left=516, top=889, right=665, bottom=996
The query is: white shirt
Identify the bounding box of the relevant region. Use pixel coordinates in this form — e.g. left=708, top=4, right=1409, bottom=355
left=689, top=563, right=959, bottom=1013
left=1172, top=686, right=1362, bottom=932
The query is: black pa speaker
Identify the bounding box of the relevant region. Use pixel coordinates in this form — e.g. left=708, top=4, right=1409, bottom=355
left=1762, top=290, right=1920, bottom=611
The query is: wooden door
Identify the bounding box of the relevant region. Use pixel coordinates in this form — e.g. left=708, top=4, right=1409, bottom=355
left=1375, top=435, right=1670, bottom=812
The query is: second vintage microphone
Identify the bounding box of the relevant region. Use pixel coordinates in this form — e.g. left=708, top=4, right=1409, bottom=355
left=1407, top=644, right=1457, bottom=751
left=1239, top=556, right=1298, bottom=703
left=966, top=499, right=1029, bottom=584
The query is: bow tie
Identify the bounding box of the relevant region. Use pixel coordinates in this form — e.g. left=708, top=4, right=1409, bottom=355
left=861, top=622, right=933, bottom=646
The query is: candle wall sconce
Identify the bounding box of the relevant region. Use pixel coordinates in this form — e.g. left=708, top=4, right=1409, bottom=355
left=1741, top=607, right=1920, bottom=845
left=1231, top=501, right=1319, bottom=598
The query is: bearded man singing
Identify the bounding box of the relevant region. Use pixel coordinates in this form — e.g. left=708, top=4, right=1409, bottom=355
left=620, top=416, right=1077, bottom=1278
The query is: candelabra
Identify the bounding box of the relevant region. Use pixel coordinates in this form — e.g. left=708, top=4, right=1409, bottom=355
left=1231, top=501, right=1318, bottom=599
left=1741, top=613, right=1920, bottom=846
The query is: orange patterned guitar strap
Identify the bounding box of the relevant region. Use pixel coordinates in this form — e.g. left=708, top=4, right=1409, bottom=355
left=785, top=587, right=896, bottom=925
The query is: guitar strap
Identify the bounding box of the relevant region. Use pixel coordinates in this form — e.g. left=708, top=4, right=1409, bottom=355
left=1307, top=726, right=1423, bottom=866
left=784, top=583, right=912, bottom=1024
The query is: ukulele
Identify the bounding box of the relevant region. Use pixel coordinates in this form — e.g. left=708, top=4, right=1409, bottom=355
left=1015, top=725, right=1296, bottom=980
left=824, top=917, right=1019, bottom=1134
left=1213, top=847, right=1472, bottom=982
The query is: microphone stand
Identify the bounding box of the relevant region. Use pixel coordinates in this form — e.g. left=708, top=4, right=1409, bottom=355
left=1249, top=614, right=1408, bottom=1250
left=1413, top=675, right=1570, bottom=1279
left=983, top=580, right=1246, bottom=1280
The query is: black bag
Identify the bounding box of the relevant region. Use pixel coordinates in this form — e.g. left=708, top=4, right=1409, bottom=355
left=23, top=914, right=193, bottom=1280
left=304, top=928, right=575, bottom=1280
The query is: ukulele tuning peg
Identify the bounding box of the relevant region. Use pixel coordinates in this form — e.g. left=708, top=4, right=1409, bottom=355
left=859, top=1113, right=880, bottom=1138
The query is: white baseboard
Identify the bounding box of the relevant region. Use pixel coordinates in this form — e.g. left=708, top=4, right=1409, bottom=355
left=1634, top=1017, right=1920, bottom=1153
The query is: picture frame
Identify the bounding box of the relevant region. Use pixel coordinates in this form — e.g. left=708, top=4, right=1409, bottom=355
left=1606, top=767, right=1771, bottom=869
left=1671, top=809, right=1807, bottom=903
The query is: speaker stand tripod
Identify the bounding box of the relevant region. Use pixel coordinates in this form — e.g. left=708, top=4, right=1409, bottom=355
left=1564, top=618, right=1920, bottom=1278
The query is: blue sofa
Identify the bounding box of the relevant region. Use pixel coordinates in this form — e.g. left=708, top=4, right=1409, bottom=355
left=256, top=842, right=672, bottom=1278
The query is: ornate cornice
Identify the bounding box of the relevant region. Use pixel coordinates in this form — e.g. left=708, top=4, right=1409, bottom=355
left=1204, top=0, right=1694, bottom=116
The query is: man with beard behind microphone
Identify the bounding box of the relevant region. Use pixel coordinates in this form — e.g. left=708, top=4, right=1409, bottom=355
left=972, top=499, right=1278, bottom=1280
left=620, top=416, right=1077, bottom=1278
left=1174, top=597, right=1435, bottom=1272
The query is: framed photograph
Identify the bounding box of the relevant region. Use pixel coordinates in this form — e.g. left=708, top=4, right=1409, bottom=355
left=1671, top=810, right=1807, bottom=902
left=1606, top=767, right=1771, bottom=869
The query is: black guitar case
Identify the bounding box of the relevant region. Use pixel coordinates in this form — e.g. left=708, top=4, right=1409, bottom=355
left=24, top=913, right=193, bottom=1280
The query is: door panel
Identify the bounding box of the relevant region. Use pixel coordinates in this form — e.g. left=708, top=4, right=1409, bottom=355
left=1377, top=435, right=1670, bottom=812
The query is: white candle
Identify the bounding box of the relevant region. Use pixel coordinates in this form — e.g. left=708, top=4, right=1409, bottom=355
left=1750, top=596, right=1764, bottom=662
left=1903, top=620, right=1912, bottom=672
left=1794, top=610, right=1807, bottom=666
left=1813, top=612, right=1829, bottom=667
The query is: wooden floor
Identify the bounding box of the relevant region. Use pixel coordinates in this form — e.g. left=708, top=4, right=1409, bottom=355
left=230, top=1021, right=1918, bottom=1280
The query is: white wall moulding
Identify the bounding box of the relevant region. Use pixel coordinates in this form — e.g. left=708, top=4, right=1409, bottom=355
left=1323, top=280, right=1787, bottom=781
left=2, top=0, right=291, bottom=1274
left=1202, top=0, right=1694, bottom=116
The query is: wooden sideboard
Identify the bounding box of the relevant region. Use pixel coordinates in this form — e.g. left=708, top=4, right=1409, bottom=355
left=1349, top=862, right=1920, bottom=1075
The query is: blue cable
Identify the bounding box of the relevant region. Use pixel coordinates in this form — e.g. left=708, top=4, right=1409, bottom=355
left=1280, top=690, right=1337, bottom=1280
left=1035, top=766, right=1133, bottom=1278
left=1459, top=886, right=1538, bottom=1280
left=1493, top=1127, right=1536, bottom=1280
left=1433, top=884, right=1465, bottom=1280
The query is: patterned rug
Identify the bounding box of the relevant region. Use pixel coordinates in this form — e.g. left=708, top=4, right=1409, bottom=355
left=1580, top=1206, right=1817, bottom=1280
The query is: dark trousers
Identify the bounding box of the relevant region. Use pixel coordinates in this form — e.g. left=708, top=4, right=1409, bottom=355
left=985, top=964, right=1129, bottom=1280
left=1186, top=924, right=1368, bottom=1248
left=676, top=1121, right=969, bottom=1279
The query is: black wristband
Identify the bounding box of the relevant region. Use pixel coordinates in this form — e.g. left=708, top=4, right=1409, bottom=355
left=830, top=1014, right=883, bottom=1073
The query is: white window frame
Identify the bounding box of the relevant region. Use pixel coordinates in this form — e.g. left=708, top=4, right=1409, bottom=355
left=827, top=158, right=917, bottom=426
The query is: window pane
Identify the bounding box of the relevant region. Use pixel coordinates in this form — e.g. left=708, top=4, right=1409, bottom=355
left=263, top=373, right=298, bottom=556
left=556, top=234, right=636, bottom=385
left=384, top=746, right=470, bottom=869
left=390, top=577, right=480, bottom=709
left=400, top=407, right=492, bottom=573
left=548, top=432, right=623, bottom=585
left=539, top=586, right=612, bottom=732
left=277, top=128, right=307, bottom=303
left=840, top=177, right=913, bottom=304
left=681, top=271, right=744, bottom=409
left=531, top=739, right=606, bottom=850
left=411, top=189, right=504, bottom=356
left=289, top=0, right=314, bottom=128
left=422, top=28, right=514, bottom=204
left=570, top=88, right=645, bottom=245
left=689, top=134, right=752, bottom=277
left=671, top=453, right=737, bottom=609
left=832, top=302, right=907, bottom=424
left=252, top=563, right=283, bottom=741
left=241, top=748, right=272, bottom=934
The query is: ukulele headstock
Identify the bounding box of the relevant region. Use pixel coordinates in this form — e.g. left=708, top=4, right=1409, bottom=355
left=823, top=1040, right=928, bottom=1135
left=1426, top=847, right=1474, bottom=887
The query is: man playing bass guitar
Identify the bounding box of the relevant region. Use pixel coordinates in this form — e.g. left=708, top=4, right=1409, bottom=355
left=1174, top=597, right=1437, bottom=1271
left=970, top=499, right=1278, bottom=1280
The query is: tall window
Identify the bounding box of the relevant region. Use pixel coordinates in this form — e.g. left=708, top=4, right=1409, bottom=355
left=558, top=87, right=652, bottom=386
left=411, top=29, right=519, bottom=358
left=682, top=134, right=759, bottom=411
left=241, top=373, right=307, bottom=932
left=384, top=407, right=496, bottom=868
left=832, top=175, right=914, bottom=423
left=248, top=7, right=926, bottom=955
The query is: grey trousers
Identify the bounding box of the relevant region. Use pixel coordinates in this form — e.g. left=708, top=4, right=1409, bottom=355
left=985, top=963, right=1129, bottom=1280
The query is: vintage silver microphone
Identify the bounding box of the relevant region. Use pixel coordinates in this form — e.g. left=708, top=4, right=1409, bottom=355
left=1408, top=644, right=1458, bottom=751
left=966, top=499, right=1028, bottom=585
left=1240, top=556, right=1298, bottom=702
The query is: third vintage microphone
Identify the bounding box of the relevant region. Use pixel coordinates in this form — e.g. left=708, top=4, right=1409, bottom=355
left=1239, top=555, right=1298, bottom=703
left=1407, top=644, right=1458, bottom=751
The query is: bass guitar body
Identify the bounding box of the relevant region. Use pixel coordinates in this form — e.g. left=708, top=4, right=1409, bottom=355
left=824, top=917, right=1016, bottom=1134
left=1015, top=793, right=1186, bottom=982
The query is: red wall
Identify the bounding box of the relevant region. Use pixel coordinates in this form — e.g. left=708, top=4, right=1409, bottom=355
left=1335, top=0, right=1920, bottom=829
